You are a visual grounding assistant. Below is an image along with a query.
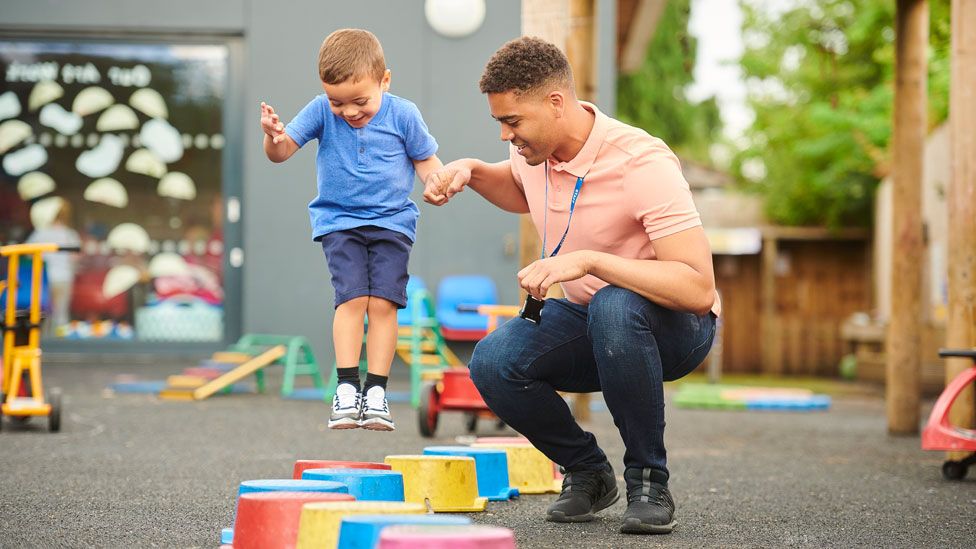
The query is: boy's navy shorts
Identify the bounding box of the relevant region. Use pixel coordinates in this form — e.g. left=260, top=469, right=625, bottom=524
left=319, top=225, right=412, bottom=309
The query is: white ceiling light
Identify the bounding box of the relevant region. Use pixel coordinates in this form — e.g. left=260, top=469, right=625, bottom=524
left=425, top=0, right=486, bottom=38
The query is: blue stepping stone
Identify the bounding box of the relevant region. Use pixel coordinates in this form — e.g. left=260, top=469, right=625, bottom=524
left=301, top=468, right=404, bottom=501
left=337, top=514, right=471, bottom=549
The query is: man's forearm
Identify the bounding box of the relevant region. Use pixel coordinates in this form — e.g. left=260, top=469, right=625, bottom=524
left=466, top=159, right=530, bottom=213
left=583, top=251, right=715, bottom=315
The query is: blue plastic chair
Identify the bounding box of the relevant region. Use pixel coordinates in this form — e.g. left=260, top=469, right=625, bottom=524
left=0, top=255, right=51, bottom=314
left=435, top=275, right=497, bottom=337
left=397, top=275, right=427, bottom=326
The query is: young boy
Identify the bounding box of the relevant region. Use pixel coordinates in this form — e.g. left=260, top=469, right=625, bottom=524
left=260, top=29, right=442, bottom=431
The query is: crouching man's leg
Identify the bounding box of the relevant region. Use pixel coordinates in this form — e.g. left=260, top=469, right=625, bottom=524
left=587, top=286, right=716, bottom=534
left=468, top=298, right=617, bottom=523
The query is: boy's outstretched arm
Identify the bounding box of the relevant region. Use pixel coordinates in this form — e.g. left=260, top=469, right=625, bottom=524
left=261, top=101, right=299, bottom=163
left=412, top=154, right=444, bottom=190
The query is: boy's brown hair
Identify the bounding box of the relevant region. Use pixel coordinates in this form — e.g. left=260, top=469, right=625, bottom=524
left=318, top=29, right=386, bottom=85
left=479, top=36, right=574, bottom=96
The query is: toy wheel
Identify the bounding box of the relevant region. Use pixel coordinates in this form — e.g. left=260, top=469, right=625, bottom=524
left=942, top=460, right=967, bottom=480
left=464, top=412, right=478, bottom=433
left=48, top=389, right=62, bottom=432
left=418, top=382, right=439, bottom=438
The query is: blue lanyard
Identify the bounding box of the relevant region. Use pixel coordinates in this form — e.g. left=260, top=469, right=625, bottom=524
left=541, top=160, right=585, bottom=259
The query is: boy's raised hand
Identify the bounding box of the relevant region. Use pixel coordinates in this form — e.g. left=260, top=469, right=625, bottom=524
left=260, top=101, right=287, bottom=144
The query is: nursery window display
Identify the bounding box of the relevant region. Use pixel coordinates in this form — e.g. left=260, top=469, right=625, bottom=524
left=0, top=40, right=228, bottom=342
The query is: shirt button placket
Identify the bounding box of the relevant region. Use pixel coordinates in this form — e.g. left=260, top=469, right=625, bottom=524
left=357, top=130, right=366, bottom=166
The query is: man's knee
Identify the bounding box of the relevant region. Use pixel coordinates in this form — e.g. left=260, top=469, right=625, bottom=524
left=589, top=286, right=662, bottom=332
left=469, top=331, right=525, bottom=390
left=468, top=334, right=503, bottom=389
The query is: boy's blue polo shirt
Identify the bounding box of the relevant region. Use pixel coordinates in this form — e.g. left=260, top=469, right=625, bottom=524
left=285, top=92, right=437, bottom=242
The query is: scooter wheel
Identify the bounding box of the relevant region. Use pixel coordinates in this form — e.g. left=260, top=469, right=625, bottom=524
left=942, top=460, right=967, bottom=480
left=48, top=389, right=62, bottom=432
left=418, top=382, right=439, bottom=438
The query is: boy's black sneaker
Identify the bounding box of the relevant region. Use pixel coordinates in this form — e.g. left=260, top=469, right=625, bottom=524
left=620, top=467, right=676, bottom=534
left=545, top=463, right=619, bottom=522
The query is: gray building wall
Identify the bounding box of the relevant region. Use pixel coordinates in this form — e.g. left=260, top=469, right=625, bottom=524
left=242, top=1, right=522, bottom=364
left=2, top=0, right=616, bottom=364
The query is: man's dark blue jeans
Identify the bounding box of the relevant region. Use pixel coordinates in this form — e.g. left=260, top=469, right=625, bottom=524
left=469, top=285, right=716, bottom=477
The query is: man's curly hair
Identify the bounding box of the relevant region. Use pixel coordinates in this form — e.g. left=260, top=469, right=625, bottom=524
left=479, top=36, right=574, bottom=96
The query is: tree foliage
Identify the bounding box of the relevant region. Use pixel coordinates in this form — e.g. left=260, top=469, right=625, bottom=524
left=734, top=0, right=950, bottom=228
left=617, top=0, right=722, bottom=163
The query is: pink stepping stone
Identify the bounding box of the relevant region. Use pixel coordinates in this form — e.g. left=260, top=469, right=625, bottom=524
left=377, top=524, right=516, bottom=549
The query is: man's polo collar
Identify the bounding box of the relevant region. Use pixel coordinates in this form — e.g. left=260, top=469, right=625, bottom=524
left=548, top=101, right=608, bottom=179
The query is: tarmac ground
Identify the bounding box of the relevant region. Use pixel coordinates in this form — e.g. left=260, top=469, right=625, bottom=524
left=1, top=358, right=974, bottom=548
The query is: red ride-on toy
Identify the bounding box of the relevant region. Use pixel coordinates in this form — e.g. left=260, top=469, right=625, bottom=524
left=417, top=305, right=519, bottom=437
left=921, top=348, right=976, bottom=480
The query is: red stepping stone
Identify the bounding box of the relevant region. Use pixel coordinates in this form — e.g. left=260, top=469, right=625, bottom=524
left=233, top=491, right=354, bottom=549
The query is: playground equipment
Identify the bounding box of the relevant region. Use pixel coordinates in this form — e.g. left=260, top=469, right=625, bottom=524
left=0, top=242, right=78, bottom=432
left=423, top=446, right=519, bottom=501
left=232, top=492, right=355, bottom=549
left=292, top=460, right=391, bottom=480
left=295, top=501, right=426, bottom=549
left=377, top=524, right=517, bottom=549
left=337, top=515, right=471, bottom=549
left=921, top=348, right=976, bottom=480
left=222, top=478, right=351, bottom=545
left=383, top=455, right=487, bottom=512
left=300, top=468, right=405, bottom=501
left=417, top=304, right=519, bottom=437
left=435, top=275, right=498, bottom=340
left=471, top=441, right=562, bottom=494
left=674, top=383, right=831, bottom=411
left=157, top=333, right=325, bottom=400
left=159, top=345, right=286, bottom=400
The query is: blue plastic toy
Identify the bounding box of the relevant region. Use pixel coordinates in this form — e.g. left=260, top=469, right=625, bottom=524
left=301, top=468, right=405, bottom=502
left=337, top=514, right=472, bottom=549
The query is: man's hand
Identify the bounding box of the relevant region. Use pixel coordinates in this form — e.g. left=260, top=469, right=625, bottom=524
left=260, top=101, right=287, bottom=144
left=517, top=251, right=593, bottom=299
left=423, top=161, right=471, bottom=206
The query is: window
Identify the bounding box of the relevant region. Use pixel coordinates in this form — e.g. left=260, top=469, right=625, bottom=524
left=0, top=40, right=228, bottom=342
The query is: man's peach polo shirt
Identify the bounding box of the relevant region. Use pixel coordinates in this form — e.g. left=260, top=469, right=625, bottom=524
left=509, top=102, right=722, bottom=317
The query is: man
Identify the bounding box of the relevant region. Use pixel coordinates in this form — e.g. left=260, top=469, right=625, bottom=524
left=424, top=36, right=719, bottom=535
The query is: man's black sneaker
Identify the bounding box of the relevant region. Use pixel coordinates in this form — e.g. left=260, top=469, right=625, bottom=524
left=620, top=467, right=676, bottom=534
left=545, top=463, right=619, bottom=522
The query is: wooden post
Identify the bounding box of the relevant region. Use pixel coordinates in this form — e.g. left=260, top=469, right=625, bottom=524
left=945, top=0, right=976, bottom=457
left=522, top=0, right=594, bottom=421
left=887, top=0, right=928, bottom=435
